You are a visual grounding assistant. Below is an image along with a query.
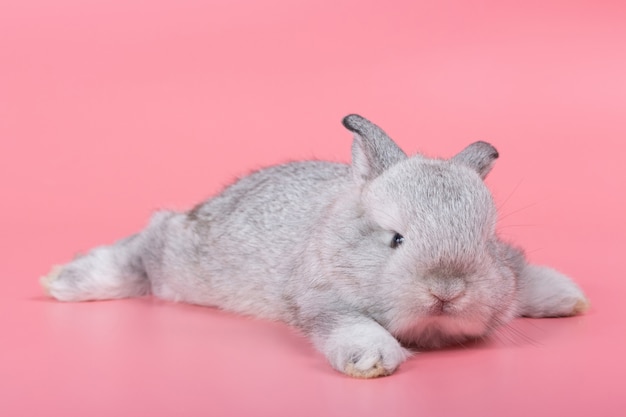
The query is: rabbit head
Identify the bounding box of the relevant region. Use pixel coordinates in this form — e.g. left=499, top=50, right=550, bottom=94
left=334, top=115, right=519, bottom=348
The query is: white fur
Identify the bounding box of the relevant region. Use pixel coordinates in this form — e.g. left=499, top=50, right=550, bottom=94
left=518, top=265, right=589, bottom=317
left=314, top=317, right=412, bottom=378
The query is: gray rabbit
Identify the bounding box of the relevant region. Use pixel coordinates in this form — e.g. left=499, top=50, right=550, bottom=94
left=41, top=114, right=588, bottom=378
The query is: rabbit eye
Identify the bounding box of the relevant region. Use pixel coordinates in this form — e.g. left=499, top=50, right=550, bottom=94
left=390, top=233, right=404, bottom=249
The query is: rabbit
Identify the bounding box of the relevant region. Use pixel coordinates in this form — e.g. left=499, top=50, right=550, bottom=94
left=41, top=114, right=589, bottom=378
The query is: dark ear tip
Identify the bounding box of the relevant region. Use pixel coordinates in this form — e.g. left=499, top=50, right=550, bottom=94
left=474, top=141, right=499, bottom=159
left=341, top=114, right=365, bottom=132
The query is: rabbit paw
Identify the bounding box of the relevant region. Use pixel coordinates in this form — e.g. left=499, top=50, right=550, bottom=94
left=519, top=264, right=590, bottom=318
left=321, top=319, right=410, bottom=378
left=40, top=263, right=86, bottom=301
left=40, top=242, right=151, bottom=302
left=40, top=265, right=64, bottom=296
left=343, top=356, right=392, bottom=379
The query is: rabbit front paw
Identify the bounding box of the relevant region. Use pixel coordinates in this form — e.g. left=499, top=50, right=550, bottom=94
left=320, top=319, right=411, bottom=378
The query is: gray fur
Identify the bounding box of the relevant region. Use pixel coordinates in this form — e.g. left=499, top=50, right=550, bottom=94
left=343, top=114, right=408, bottom=183
left=452, top=141, right=499, bottom=179
left=41, top=114, right=588, bottom=378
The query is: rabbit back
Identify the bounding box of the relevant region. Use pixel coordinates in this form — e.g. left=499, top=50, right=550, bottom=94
left=143, top=161, right=351, bottom=321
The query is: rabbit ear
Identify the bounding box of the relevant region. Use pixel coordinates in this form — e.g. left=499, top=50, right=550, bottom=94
left=342, top=114, right=407, bottom=184
left=452, top=141, right=499, bottom=179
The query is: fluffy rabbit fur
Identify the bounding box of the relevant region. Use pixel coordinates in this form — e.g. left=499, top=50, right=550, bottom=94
left=41, top=114, right=588, bottom=378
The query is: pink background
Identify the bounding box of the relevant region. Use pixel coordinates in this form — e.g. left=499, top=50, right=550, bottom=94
left=1, top=1, right=625, bottom=416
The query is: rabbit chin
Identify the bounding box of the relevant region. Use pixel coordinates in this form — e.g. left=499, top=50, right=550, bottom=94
left=392, top=316, right=491, bottom=349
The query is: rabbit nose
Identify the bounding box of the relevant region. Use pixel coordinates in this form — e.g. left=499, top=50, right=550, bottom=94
left=429, top=288, right=465, bottom=303
left=429, top=285, right=466, bottom=315
left=428, top=279, right=466, bottom=303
